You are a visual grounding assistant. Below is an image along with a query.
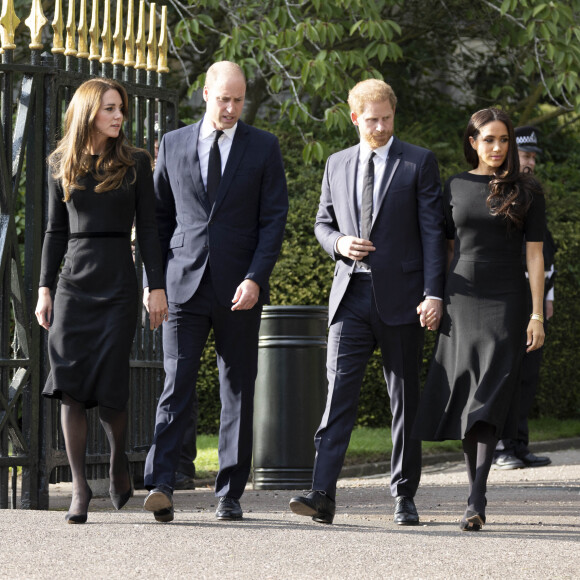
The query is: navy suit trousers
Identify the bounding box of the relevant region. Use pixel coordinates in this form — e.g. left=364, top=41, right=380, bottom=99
left=312, top=274, right=423, bottom=499
left=144, top=267, right=262, bottom=498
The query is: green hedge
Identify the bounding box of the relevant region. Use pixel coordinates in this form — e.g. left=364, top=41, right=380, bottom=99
left=196, top=121, right=580, bottom=433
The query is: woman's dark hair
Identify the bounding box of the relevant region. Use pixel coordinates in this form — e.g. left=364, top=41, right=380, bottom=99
left=463, top=107, right=540, bottom=229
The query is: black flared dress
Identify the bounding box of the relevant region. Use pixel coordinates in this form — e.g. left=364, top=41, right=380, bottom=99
left=414, top=172, right=545, bottom=441
left=40, top=152, right=165, bottom=409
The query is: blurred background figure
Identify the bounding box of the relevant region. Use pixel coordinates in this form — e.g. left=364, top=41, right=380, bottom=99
left=493, top=126, right=556, bottom=470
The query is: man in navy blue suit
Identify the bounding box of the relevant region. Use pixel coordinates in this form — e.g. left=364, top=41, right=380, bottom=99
left=143, top=61, right=288, bottom=522
left=290, top=79, right=446, bottom=525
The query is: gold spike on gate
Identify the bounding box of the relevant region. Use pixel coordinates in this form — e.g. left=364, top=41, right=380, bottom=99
left=157, top=5, right=168, bottom=74
left=64, top=0, right=77, bottom=56
left=77, top=0, right=89, bottom=59
left=0, top=0, right=21, bottom=51
left=146, top=3, right=157, bottom=72
left=101, top=0, right=113, bottom=63
left=51, top=0, right=64, bottom=55
left=124, top=0, right=136, bottom=67
left=135, top=0, right=146, bottom=70
left=24, top=0, right=48, bottom=51
left=89, top=0, right=100, bottom=62
left=113, top=0, right=124, bottom=65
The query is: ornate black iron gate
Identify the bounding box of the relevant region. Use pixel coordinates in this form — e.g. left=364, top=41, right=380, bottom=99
left=0, top=0, right=177, bottom=509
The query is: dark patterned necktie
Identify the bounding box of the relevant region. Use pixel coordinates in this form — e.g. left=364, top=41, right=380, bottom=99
left=360, top=151, right=375, bottom=241
left=359, top=151, right=375, bottom=269
left=206, top=130, right=224, bottom=205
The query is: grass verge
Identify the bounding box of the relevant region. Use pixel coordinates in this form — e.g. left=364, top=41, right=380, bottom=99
left=194, top=417, right=580, bottom=479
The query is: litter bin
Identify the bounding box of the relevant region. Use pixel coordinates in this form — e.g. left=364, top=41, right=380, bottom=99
left=253, top=305, right=328, bottom=489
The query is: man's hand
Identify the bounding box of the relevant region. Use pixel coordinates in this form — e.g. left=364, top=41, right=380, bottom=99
left=546, top=299, right=554, bottom=320
left=143, top=287, right=169, bottom=329
left=232, top=279, right=260, bottom=311
left=416, top=298, right=443, bottom=331
left=337, top=236, right=376, bottom=261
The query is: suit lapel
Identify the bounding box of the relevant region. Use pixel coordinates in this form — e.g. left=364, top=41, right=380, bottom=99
left=187, top=121, right=211, bottom=214
left=344, top=146, right=359, bottom=235
left=372, top=137, right=402, bottom=228
left=210, top=120, right=249, bottom=216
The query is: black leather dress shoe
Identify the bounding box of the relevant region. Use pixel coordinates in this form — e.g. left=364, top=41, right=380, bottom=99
left=289, top=490, right=336, bottom=524
left=492, top=454, right=525, bottom=470
left=144, top=487, right=174, bottom=523
left=520, top=452, right=551, bottom=467
left=216, top=497, right=243, bottom=520
left=393, top=496, right=419, bottom=525
left=174, top=471, right=196, bottom=490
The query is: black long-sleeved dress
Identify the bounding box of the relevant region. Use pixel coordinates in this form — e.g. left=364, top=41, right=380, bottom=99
left=40, top=151, right=165, bottom=409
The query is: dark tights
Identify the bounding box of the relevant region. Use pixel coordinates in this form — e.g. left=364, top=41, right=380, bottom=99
left=61, top=394, right=130, bottom=515
left=461, top=421, right=498, bottom=515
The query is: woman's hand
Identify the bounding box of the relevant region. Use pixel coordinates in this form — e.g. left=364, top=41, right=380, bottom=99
left=35, top=287, right=53, bottom=330
left=526, top=319, right=545, bottom=352
left=144, top=288, right=169, bottom=329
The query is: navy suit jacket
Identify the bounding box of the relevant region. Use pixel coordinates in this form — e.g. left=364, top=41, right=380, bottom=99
left=315, top=137, right=446, bottom=326
left=150, top=118, right=288, bottom=306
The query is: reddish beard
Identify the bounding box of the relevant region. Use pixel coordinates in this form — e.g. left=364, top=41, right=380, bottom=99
left=365, top=132, right=390, bottom=149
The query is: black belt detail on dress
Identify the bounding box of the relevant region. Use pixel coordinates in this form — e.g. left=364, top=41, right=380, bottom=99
left=69, top=232, right=130, bottom=239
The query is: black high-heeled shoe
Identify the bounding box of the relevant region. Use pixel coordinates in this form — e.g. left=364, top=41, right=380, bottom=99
left=459, top=509, right=486, bottom=531
left=110, top=455, right=134, bottom=510
left=66, top=486, right=93, bottom=524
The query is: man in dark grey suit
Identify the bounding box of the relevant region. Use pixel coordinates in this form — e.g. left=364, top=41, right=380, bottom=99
left=143, top=61, right=288, bottom=522
left=290, top=79, right=446, bottom=525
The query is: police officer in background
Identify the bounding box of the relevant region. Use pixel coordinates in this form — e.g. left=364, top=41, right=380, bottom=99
left=493, top=126, right=556, bottom=470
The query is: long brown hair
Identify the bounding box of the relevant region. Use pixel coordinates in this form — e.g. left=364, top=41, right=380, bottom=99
left=463, top=107, right=539, bottom=229
left=48, top=78, right=144, bottom=201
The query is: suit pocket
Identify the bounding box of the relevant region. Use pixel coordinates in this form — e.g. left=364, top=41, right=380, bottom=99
left=401, top=258, right=423, bottom=273
left=169, top=232, right=185, bottom=249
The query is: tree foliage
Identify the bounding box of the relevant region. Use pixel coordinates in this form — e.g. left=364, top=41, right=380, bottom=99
left=164, top=0, right=580, bottom=157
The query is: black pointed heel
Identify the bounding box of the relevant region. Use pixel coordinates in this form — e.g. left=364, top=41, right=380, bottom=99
left=66, top=486, right=93, bottom=524
left=110, top=456, right=134, bottom=510
left=459, top=509, right=486, bottom=531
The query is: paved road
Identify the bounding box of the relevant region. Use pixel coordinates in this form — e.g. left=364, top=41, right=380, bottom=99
left=1, top=447, right=578, bottom=579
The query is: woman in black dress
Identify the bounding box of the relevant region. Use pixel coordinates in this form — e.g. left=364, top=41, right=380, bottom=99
left=34, top=79, right=168, bottom=523
left=414, top=108, right=545, bottom=531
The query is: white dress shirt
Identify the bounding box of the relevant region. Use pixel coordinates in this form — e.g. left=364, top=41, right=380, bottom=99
left=198, top=118, right=237, bottom=188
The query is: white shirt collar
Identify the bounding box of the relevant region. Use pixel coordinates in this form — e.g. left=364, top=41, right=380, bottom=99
left=359, top=136, right=394, bottom=162
left=200, top=116, right=238, bottom=141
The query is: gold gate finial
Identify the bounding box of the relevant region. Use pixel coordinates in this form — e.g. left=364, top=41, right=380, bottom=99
left=89, top=0, right=100, bottom=61
left=77, top=0, right=89, bottom=58
left=24, top=0, right=48, bottom=51
left=157, top=5, right=169, bottom=74
left=135, top=0, right=146, bottom=70
left=51, top=0, right=64, bottom=54
left=124, top=0, right=136, bottom=67
left=113, top=0, right=124, bottom=65
left=0, top=0, right=21, bottom=50
left=146, top=2, right=157, bottom=72
left=64, top=0, right=77, bottom=56
left=101, top=0, right=113, bottom=63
